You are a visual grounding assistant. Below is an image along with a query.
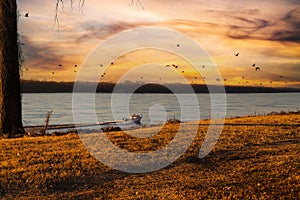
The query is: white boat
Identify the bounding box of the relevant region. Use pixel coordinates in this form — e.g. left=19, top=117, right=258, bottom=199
left=123, top=114, right=143, bottom=124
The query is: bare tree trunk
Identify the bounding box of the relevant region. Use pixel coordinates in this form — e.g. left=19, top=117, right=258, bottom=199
left=0, top=0, right=24, bottom=136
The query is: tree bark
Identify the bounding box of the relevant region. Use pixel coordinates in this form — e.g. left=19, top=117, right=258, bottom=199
left=0, top=0, right=24, bottom=136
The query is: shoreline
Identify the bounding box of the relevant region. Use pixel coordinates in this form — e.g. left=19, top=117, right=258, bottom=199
left=21, top=80, right=300, bottom=93
left=19, top=110, right=300, bottom=138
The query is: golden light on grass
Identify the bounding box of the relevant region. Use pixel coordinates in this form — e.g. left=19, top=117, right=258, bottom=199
left=0, top=112, right=299, bottom=198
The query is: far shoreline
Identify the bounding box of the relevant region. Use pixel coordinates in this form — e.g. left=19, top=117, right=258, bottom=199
left=21, top=80, right=300, bottom=93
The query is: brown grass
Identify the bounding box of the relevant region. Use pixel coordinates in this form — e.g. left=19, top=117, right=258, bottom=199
left=0, top=113, right=299, bottom=199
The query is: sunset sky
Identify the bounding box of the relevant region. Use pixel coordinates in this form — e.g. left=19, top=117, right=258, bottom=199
left=18, top=0, right=300, bottom=88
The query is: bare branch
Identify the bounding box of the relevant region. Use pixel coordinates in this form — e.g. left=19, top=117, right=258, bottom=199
left=53, top=0, right=144, bottom=30
left=53, top=0, right=86, bottom=30
left=80, top=0, right=86, bottom=13
left=131, top=0, right=144, bottom=9
left=42, top=111, right=53, bottom=135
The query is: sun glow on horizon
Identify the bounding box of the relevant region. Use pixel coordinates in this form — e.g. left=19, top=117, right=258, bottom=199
left=19, top=0, right=300, bottom=88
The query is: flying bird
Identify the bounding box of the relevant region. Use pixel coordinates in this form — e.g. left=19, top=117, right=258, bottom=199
left=234, top=53, right=239, bottom=57
left=166, top=64, right=179, bottom=69
left=172, top=64, right=178, bottom=69
left=25, top=13, right=29, bottom=17
left=255, top=67, right=260, bottom=71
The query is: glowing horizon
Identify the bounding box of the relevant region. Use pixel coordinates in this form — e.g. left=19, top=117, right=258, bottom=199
left=18, top=0, right=300, bottom=88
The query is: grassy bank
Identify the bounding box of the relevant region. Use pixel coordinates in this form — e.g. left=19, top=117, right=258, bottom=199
left=1, top=113, right=299, bottom=199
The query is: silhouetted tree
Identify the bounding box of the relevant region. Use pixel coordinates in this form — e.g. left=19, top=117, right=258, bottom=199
left=0, top=0, right=23, bottom=136
left=0, top=0, right=137, bottom=136
left=0, top=0, right=85, bottom=136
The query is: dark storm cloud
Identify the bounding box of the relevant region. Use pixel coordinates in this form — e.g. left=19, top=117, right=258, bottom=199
left=204, top=8, right=274, bottom=41
left=205, top=8, right=260, bottom=16
left=207, top=6, right=300, bottom=43
left=270, top=9, right=300, bottom=42
left=227, top=17, right=272, bottom=40
left=19, top=35, right=65, bottom=69
left=283, top=9, right=300, bottom=27
left=270, top=30, right=300, bottom=42
left=75, top=20, right=141, bottom=43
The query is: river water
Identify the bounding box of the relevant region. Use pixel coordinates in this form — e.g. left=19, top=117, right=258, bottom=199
left=22, top=93, right=300, bottom=126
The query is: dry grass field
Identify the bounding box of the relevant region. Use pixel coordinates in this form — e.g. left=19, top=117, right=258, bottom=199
left=0, top=112, right=299, bottom=199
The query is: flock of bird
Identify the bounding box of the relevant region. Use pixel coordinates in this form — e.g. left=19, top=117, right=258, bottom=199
left=24, top=64, right=79, bottom=75
left=23, top=45, right=286, bottom=87
left=95, top=49, right=268, bottom=84
left=23, top=11, right=286, bottom=87
left=232, top=52, right=284, bottom=86
left=235, top=52, right=261, bottom=71
left=159, top=49, right=265, bottom=84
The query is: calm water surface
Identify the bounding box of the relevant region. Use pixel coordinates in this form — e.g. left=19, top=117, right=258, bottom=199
left=22, top=93, right=300, bottom=126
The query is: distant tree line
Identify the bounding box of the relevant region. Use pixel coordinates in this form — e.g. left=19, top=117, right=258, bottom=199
left=21, top=80, right=300, bottom=93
